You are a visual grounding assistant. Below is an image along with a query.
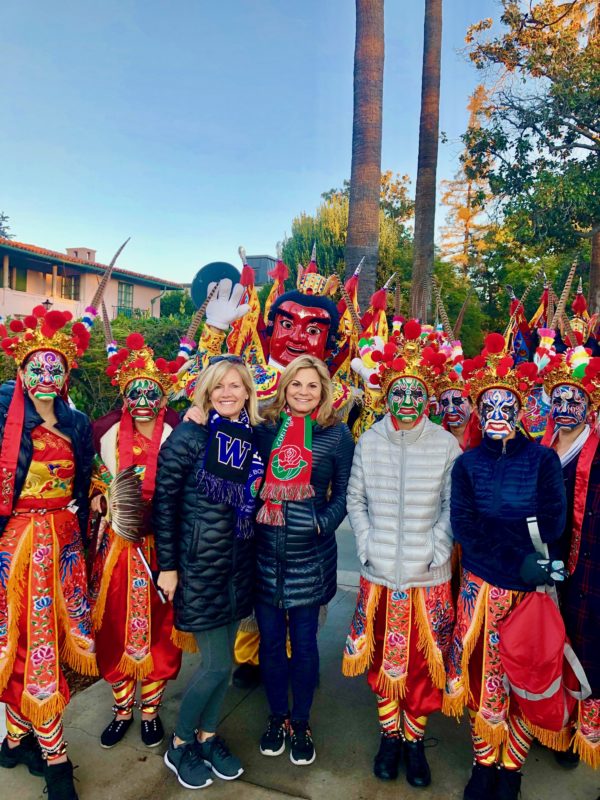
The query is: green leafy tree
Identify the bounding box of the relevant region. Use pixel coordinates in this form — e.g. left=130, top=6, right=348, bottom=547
left=0, top=212, right=13, bottom=239
left=160, top=289, right=195, bottom=318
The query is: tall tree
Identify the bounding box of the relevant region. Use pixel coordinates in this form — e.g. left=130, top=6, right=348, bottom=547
left=345, top=0, right=385, bottom=310
left=410, top=0, right=443, bottom=321
left=0, top=212, right=13, bottom=239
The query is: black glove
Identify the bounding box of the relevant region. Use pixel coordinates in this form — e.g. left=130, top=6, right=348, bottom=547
left=519, top=552, right=568, bottom=586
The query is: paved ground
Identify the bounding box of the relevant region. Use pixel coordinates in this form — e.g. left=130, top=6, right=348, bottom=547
left=3, top=524, right=599, bottom=799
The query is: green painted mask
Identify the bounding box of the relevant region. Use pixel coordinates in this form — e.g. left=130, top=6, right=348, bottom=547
left=124, top=378, right=163, bottom=421
left=22, top=350, right=67, bottom=399
left=387, top=376, right=428, bottom=425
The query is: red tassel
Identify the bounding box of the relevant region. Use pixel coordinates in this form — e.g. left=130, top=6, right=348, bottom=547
left=240, top=264, right=255, bottom=288
left=268, top=260, right=289, bottom=283
left=572, top=292, right=587, bottom=315
left=370, top=288, right=387, bottom=311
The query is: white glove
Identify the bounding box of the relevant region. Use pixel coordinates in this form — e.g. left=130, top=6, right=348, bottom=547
left=351, top=357, right=378, bottom=386
left=204, top=279, right=250, bottom=331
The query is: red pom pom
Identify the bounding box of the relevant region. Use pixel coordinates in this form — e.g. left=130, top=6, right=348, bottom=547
left=32, top=305, right=46, bottom=318
left=9, top=319, right=24, bottom=332
left=173, top=355, right=187, bottom=369
left=403, top=320, right=422, bottom=340
left=24, top=315, right=38, bottom=330
left=518, top=381, right=528, bottom=392
left=63, top=310, right=73, bottom=322
left=24, top=332, right=34, bottom=341
left=41, top=323, right=54, bottom=338
left=71, top=322, right=87, bottom=335
left=484, top=332, right=506, bottom=354
left=391, top=357, right=406, bottom=372
left=472, top=355, right=487, bottom=369
left=106, top=365, right=117, bottom=377
left=45, top=310, right=67, bottom=330
left=448, top=370, right=459, bottom=382
left=496, top=364, right=509, bottom=378
left=126, top=332, right=145, bottom=350
left=384, top=342, right=397, bottom=357
left=132, top=356, right=146, bottom=369
left=155, top=357, right=167, bottom=370
left=371, top=350, right=383, bottom=363
left=0, top=325, right=5, bottom=338
left=117, top=348, right=129, bottom=362
left=369, top=374, right=381, bottom=386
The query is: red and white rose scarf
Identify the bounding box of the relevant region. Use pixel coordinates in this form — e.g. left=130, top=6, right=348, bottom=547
left=256, top=411, right=315, bottom=526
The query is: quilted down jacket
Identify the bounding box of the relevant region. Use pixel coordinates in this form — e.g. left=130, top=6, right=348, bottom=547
left=153, top=421, right=254, bottom=632
left=0, top=381, right=94, bottom=539
left=450, top=431, right=566, bottom=591
left=253, top=420, right=354, bottom=609
left=347, top=414, right=461, bottom=590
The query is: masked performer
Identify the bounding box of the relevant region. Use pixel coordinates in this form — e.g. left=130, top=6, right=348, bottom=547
left=343, top=322, right=461, bottom=788
left=536, top=330, right=600, bottom=769
left=0, top=306, right=96, bottom=800
left=88, top=332, right=187, bottom=750
left=446, top=333, right=567, bottom=800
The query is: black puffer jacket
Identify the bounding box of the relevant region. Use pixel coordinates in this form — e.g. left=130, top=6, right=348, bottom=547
left=0, top=381, right=94, bottom=539
left=153, top=421, right=254, bottom=632
left=254, top=420, right=354, bottom=609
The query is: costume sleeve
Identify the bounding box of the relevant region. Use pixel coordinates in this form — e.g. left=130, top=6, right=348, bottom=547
left=316, top=424, right=355, bottom=536
left=536, top=446, right=567, bottom=545
left=346, top=436, right=370, bottom=565
left=153, top=424, right=198, bottom=572
left=450, top=454, right=480, bottom=548
left=76, top=419, right=95, bottom=544
left=431, top=437, right=462, bottom=568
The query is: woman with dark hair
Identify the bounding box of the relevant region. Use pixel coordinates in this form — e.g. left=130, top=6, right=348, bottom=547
left=254, top=354, right=354, bottom=766
left=153, top=356, right=264, bottom=790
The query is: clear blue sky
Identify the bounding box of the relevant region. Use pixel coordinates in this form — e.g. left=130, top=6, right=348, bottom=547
left=2, top=0, right=498, bottom=283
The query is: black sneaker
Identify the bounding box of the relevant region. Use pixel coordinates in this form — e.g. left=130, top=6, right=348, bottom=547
left=232, top=663, right=261, bottom=689
left=404, top=738, right=431, bottom=787
left=495, top=766, right=522, bottom=800
left=100, top=715, right=134, bottom=748
left=463, top=762, right=497, bottom=800
left=289, top=720, right=315, bottom=766
left=164, top=736, right=213, bottom=790
left=373, top=733, right=402, bottom=780
left=141, top=716, right=164, bottom=748
left=260, top=714, right=290, bottom=756
left=43, top=759, right=79, bottom=800
left=554, top=746, right=580, bottom=769
left=197, top=735, right=243, bottom=780
left=0, top=733, right=45, bottom=776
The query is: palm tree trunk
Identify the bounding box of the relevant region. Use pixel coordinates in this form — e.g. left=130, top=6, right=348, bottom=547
left=345, top=0, right=385, bottom=311
left=410, top=0, right=443, bottom=321
left=588, top=228, right=600, bottom=314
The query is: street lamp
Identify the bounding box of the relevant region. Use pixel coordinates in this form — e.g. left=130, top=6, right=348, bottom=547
left=42, top=299, right=53, bottom=312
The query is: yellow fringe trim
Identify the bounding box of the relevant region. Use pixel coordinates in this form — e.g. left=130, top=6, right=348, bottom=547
left=572, top=729, right=600, bottom=769
left=474, top=710, right=509, bottom=748
left=414, top=588, right=446, bottom=690
left=0, top=522, right=33, bottom=696
left=116, top=651, right=154, bottom=680
left=21, top=689, right=67, bottom=729
left=91, top=535, right=129, bottom=630
left=171, top=628, right=198, bottom=653
left=442, top=581, right=488, bottom=718
left=341, top=582, right=382, bottom=677
left=59, top=635, right=98, bottom=677
left=526, top=719, right=571, bottom=752
left=375, top=671, right=408, bottom=701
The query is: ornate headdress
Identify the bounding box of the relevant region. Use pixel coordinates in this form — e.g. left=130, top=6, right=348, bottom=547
left=296, top=243, right=338, bottom=297
left=363, top=320, right=450, bottom=396
left=106, top=333, right=180, bottom=395
left=0, top=305, right=92, bottom=369
left=431, top=340, right=468, bottom=398
left=534, top=328, right=600, bottom=407
left=462, top=332, right=539, bottom=405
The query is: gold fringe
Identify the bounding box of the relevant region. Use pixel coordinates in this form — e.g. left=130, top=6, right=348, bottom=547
left=572, top=729, right=600, bottom=769
left=0, top=523, right=33, bottom=695
left=474, top=710, right=509, bottom=748
left=171, top=628, right=198, bottom=653
left=341, top=583, right=382, bottom=677
left=413, top=588, right=446, bottom=690
left=60, top=636, right=98, bottom=677
left=238, top=615, right=259, bottom=634
left=21, top=689, right=67, bottom=729
left=91, top=535, right=129, bottom=630
left=526, top=719, right=571, bottom=752
left=116, top=651, right=154, bottom=680
left=375, top=670, right=408, bottom=701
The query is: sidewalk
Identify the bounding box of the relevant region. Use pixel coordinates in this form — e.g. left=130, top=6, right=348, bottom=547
left=3, top=525, right=599, bottom=799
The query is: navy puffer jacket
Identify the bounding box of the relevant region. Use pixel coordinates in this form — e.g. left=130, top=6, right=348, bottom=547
left=450, top=432, right=566, bottom=591
left=0, top=381, right=94, bottom=539
left=153, top=422, right=254, bottom=632
left=254, top=420, right=354, bottom=609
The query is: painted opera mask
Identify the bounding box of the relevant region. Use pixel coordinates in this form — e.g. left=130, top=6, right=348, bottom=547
left=478, top=388, right=520, bottom=440
left=550, top=383, right=588, bottom=430
left=21, top=350, right=67, bottom=400
left=269, top=300, right=332, bottom=367
left=123, top=378, right=164, bottom=422
left=439, top=388, right=471, bottom=428
left=387, top=376, right=428, bottom=426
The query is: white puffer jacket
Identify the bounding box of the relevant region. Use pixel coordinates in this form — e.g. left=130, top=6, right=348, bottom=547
left=347, top=414, right=461, bottom=590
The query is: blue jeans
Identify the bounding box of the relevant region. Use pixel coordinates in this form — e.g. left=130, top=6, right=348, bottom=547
left=255, top=602, right=320, bottom=722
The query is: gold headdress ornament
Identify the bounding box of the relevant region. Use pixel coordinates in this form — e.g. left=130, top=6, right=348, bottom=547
left=363, top=320, right=451, bottom=397
left=461, top=332, right=540, bottom=405
left=534, top=328, right=600, bottom=408
left=106, top=332, right=179, bottom=394
left=296, top=243, right=337, bottom=296
left=0, top=238, right=130, bottom=369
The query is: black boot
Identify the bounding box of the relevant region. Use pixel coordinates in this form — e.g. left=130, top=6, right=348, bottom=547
left=232, top=663, right=261, bottom=689
left=373, top=734, right=402, bottom=780
left=554, top=746, right=580, bottom=769
left=463, top=762, right=497, bottom=800
left=0, top=733, right=44, bottom=776
left=495, top=766, right=522, bottom=800
left=43, top=759, right=79, bottom=800
left=403, top=738, right=431, bottom=787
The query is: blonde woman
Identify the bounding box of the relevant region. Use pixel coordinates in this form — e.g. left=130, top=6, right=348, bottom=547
left=253, top=355, right=354, bottom=766
left=153, top=356, right=264, bottom=790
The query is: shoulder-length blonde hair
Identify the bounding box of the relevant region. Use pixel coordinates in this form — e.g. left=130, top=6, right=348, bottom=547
left=192, top=358, right=262, bottom=425
left=265, top=355, right=336, bottom=427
